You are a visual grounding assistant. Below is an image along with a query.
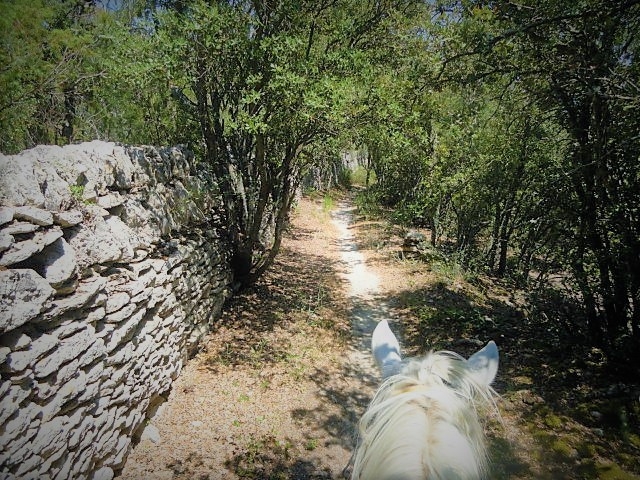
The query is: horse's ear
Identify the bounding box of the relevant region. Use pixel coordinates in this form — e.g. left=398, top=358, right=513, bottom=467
left=467, top=340, right=499, bottom=386
left=371, top=320, right=402, bottom=378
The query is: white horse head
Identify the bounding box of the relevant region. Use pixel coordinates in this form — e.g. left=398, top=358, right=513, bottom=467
left=352, top=320, right=499, bottom=480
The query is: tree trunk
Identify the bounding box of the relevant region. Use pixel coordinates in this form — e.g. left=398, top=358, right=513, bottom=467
left=251, top=144, right=301, bottom=282
left=61, top=86, right=76, bottom=144
left=487, top=202, right=501, bottom=271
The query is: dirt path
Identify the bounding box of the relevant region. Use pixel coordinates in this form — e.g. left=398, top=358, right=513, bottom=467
left=331, top=199, right=391, bottom=375
left=119, top=194, right=380, bottom=480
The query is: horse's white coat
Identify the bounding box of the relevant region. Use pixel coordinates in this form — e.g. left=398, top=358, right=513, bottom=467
left=467, top=340, right=500, bottom=387
left=371, top=319, right=402, bottom=377
left=353, top=321, right=499, bottom=480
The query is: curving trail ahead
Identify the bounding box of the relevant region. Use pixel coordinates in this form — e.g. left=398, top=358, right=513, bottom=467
left=331, top=201, right=392, bottom=375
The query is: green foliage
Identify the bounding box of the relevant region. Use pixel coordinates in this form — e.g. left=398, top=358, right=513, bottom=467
left=0, top=0, right=184, bottom=152
left=353, top=0, right=640, bottom=359
left=2, top=0, right=416, bottom=284
left=0, top=0, right=94, bottom=151
left=69, top=184, right=84, bottom=199
left=349, top=166, right=375, bottom=187
left=148, top=0, right=420, bottom=286
left=464, top=0, right=640, bottom=353
left=322, top=194, right=334, bottom=213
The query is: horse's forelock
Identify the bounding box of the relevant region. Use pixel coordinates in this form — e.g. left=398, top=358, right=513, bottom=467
left=352, top=351, right=497, bottom=480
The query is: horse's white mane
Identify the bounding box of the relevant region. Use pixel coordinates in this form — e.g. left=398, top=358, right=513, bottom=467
left=351, top=321, right=499, bottom=480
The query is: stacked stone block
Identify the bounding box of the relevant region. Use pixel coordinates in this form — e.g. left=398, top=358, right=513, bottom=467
left=0, top=141, right=233, bottom=479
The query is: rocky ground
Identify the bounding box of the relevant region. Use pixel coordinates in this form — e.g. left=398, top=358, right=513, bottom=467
left=119, top=192, right=640, bottom=480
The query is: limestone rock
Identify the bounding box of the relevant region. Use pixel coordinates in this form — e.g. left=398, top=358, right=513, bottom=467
left=3, top=221, right=39, bottom=235
left=12, top=450, right=41, bottom=478
left=0, top=232, right=13, bottom=252
left=110, top=436, right=131, bottom=470
left=0, top=227, right=63, bottom=267
left=105, top=302, right=136, bottom=323
left=37, top=238, right=78, bottom=292
left=118, top=199, right=161, bottom=245
left=110, top=148, right=137, bottom=190
left=38, top=378, right=79, bottom=422
left=53, top=210, right=83, bottom=227
left=56, top=358, right=81, bottom=384
left=77, top=333, right=106, bottom=367
left=30, top=416, right=65, bottom=458
left=105, top=307, right=146, bottom=352
left=0, top=269, right=55, bottom=332
left=66, top=214, right=124, bottom=270
left=140, top=424, right=161, bottom=444
left=3, top=331, right=32, bottom=350
left=105, top=215, right=135, bottom=261
left=0, top=152, right=45, bottom=207
left=97, top=192, right=125, bottom=209
left=42, top=275, right=106, bottom=321
left=2, top=333, right=57, bottom=374
left=81, top=180, right=99, bottom=203
left=1, top=349, right=32, bottom=372
left=93, top=467, right=114, bottom=480
left=105, top=292, right=130, bottom=314
left=0, top=382, right=31, bottom=426
left=68, top=415, right=94, bottom=450
left=33, top=160, right=73, bottom=212
left=14, top=206, right=53, bottom=226
left=0, top=346, right=9, bottom=364
left=3, top=141, right=135, bottom=212
left=1, top=401, right=41, bottom=448
left=0, top=207, right=14, bottom=225
left=53, top=141, right=129, bottom=196
left=401, top=230, right=439, bottom=260
left=56, top=319, right=87, bottom=340
left=0, top=142, right=234, bottom=480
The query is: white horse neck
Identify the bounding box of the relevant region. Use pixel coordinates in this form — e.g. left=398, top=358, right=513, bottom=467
left=352, top=352, right=495, bottom=480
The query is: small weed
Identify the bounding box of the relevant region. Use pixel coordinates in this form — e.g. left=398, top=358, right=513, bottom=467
left=576, top=442, right=598, bottom=458
left=305, top=285, right=326, bottom=315
left=322, top=194, right=334, bottom=212
left=306, top=312, right=336, bottom=331
left=207, top=343, right=233, bottom=367
left=290, top=364, right=306, bottom=381
left=249, top=338, right=270, bottom=363
left=550, top=438, right=575, bottom=457
left=70, top=184, right=85, bottom=200
left=431, top=259, right=466, bottom=283
left=229, top=435, right=293, bottom=479
left=544, top=413, right=564, bottom=429
left=260, top=379, right=271, bottom=390
left=279, top=439, right=293, bottom=456
left=304, top=438, right=318, bottom=451
left=69, top=183, right=97, bottom=205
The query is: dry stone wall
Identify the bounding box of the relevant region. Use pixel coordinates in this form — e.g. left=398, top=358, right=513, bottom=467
left=0, top=141, right=234, bottom=479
